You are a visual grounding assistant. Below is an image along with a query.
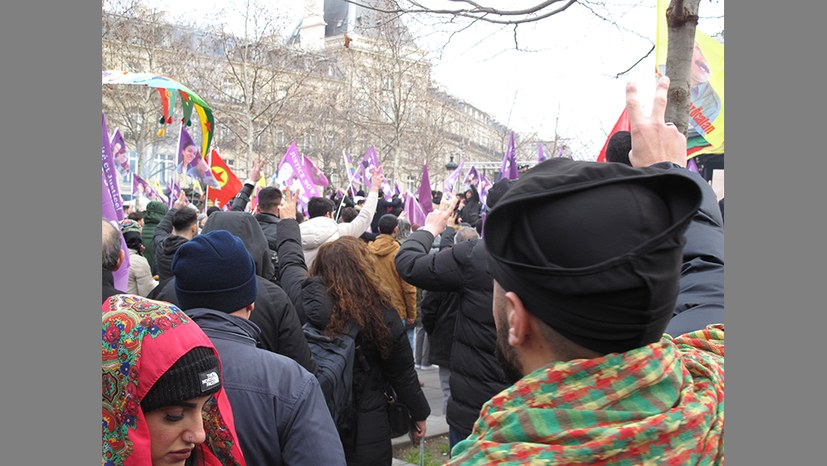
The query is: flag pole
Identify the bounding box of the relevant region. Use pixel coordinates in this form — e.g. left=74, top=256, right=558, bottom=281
left=336, top=150, right=360, bottom=222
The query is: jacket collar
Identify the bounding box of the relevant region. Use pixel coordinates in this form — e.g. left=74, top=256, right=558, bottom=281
left=185, top=308, right=261, bottom=344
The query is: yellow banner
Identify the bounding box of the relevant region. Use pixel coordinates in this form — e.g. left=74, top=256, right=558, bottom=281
left=656, top=0, right=725, bottom=155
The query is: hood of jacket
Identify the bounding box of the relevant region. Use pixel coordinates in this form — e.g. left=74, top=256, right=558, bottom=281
left=161, top=234, right=189, bottom=256
left=201, top=211, right=276, bottom=281
left=367, top=234, right=399, bottom=257
left=300, top=216, right=340, bottom=251
left=143, top=201, right=169, bottom=224
left=185, top=308, right=261, bottom=344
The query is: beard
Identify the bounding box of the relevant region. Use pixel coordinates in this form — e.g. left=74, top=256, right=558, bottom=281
left=494, top=311, right=525, bottom=385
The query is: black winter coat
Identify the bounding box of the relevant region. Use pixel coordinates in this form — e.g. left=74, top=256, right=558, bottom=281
left=664, top=166, right=725, bottom=336
left=277, top=218, right=430, bottom=466
left=420, top=289, right=458, bottom=369
left=151, top=207, right=189, bottom=282
left=394, top=231, right=508, bottom=434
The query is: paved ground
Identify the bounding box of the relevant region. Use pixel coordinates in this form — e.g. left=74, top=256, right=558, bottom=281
left=391, top=364, right=450, bottom=465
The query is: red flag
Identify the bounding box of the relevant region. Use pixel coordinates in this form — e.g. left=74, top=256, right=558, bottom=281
left=597, top=108, right=630, bottom=162
left=206, top=149, right=242, bottom=208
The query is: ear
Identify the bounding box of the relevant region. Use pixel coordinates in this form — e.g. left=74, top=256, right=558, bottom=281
left=504, top=291, right=531, bottom=348
left=115, top=249, right=125, bottom=271
left=393, top=226, right=399, bottom=237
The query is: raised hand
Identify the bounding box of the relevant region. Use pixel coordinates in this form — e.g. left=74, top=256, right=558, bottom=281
left=278, top=185, right=301, bottom=220
left=423, top=191, right=459, bottom=237
left=370, top=168, right=384, bottom=192
left=626, top=75, right=687, bottom=168
left=249, top=158, right=266, bottom=183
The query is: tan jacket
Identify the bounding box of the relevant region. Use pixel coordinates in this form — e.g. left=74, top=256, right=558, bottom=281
left=367, top=234, right=417, bottom=321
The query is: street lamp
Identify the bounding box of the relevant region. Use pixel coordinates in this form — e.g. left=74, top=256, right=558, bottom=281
left=445, top=155, right=458, bottom=171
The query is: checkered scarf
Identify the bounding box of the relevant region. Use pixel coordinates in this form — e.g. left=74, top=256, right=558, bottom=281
left=449, top=325, right=724, bottom=465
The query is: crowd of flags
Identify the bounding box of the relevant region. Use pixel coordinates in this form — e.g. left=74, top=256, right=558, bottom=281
left=102, top=109, right=573, bottom=239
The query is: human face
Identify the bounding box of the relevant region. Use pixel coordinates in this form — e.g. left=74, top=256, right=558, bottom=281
left=493, top=282, right=525, bottom=385
left=690, top=43, right=711, bottom=85
left=182, top=145, right=198, bottom=165
left=144, top=395, right=211, bottom=466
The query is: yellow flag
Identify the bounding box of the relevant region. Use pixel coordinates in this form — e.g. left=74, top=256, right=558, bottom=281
left=656, top=0, right=724, bottom=156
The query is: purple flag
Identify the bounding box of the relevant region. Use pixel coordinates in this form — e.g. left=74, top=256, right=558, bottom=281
left=444, top=160, right=465, bottom=193
left=403, top=192, right=427, bottom=228
left=463, top=166, right=480, bottom=188
left=393, top=182, right=401, bottom=198
left=133, top=174, right=168, bottom=205
left=301, top=154, right=330, bottom=188
left=102, top=114, right=124, bottom=222
left=478, top=173, right=493, bottom=207
left=275, top=143, right=321, bottom=213
left=687, top=157, right=700, bottom=173
left=102, top=113, right=129, bottom=291
left=500, top=132, right=519, bottom=180
left=167, top=178, right=182, bottom=208
left=177, top=126, right=199, bottom=173
left=110, top=128, right=130, bottom=175
left=538, top=143, right=548, bottom=163
left=556, top=145, right=567, bottom=158
left=381, top=180, right=393, bottom=200
left=416, top=162, right=433, bottom=216
left=360, top=145, right=384, bottom=185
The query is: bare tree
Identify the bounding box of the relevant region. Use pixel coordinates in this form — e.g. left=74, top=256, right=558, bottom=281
left=345, top=0, right=713, bottom=138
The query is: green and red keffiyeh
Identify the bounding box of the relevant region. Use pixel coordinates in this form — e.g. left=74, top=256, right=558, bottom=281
left=449, top=325, right=724, bottom=465
left=102, top=294, right=246, bottom=466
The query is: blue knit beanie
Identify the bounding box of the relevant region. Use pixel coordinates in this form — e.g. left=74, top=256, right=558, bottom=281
left=172, top=230, right=257, bottom=313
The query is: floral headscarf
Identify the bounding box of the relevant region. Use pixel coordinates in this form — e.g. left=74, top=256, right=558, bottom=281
left=102, top=294, right=246, bottom=466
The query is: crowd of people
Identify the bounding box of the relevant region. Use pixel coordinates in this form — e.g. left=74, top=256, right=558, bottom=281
left=102, top=77, right=724, bottom=465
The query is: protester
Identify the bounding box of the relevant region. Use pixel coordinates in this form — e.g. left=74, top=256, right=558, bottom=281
left=128, top=210, right=145, bottom=227
left=151, top=211, right=315, bottom=373
left=448, top=77, right=724, bottom=464
left=229, top=160, right=283, bottom=283
left=457, top=185, right=482, bottom=226
left=120, top=219, right=157, bottom=297
left=277, top=188, right=430, bottom=466
left=102, top=294, right=247, bottom=465
left=172, top=230, right=346, bottom=465
left=141, top=200, right=169, bottom=277
left=340, top=206, right=377, bottom=243
left=394, top=180, right=512, bottom=450
left=370, top=190, right=402, bottom=234
left=152, top=194, right=199, bottom=282
left=421, top=226, right=479, bottom=413
left=367, top=214, right=418, bottom=352
left=301, top=169, right=383, bottom=269
left=102, top=218, right=126, bottom=303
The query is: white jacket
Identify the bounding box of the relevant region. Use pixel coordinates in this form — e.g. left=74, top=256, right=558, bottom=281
left=300, top=190, right=379, bottom=269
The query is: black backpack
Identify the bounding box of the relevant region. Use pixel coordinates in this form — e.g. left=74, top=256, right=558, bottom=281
left=303, top=320, right=361, bottom=431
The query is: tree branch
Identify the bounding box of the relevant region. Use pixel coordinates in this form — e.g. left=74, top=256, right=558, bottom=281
left=614, top=45, right=655, bottom=78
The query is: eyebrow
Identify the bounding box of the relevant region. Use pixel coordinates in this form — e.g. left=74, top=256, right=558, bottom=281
left=169, top=401, right=198, bottom=409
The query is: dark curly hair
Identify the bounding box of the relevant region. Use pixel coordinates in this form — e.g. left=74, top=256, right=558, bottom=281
left=310, top=237, right=394, bottom=359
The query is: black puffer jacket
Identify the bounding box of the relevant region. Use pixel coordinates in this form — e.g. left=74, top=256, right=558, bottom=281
left=277, top=218, right=430, bottom=466
left=395, top=231, right=508, bottom=434
left=420, top=289, right=458, bottom=369
left=141, top=201, right=168, bottom=276
left=664, top=166, right=725, bottom=336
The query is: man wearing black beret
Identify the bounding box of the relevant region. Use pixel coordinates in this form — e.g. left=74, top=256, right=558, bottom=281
left=448, top=77, right=724, bottom=465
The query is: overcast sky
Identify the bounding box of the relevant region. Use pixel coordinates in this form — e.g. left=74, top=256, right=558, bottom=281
left=139, top=0, right=724, bottom=160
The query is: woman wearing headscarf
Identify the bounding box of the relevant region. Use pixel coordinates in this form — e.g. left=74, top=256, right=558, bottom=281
left=120, top=219, right=158, bottom=297
left=276, top=188, right=430, bottom=466
left=102, top=294, right=246, bottom=466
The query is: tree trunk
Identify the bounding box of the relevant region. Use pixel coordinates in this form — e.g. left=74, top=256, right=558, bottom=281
left=664, top=0, right=701, bottom=136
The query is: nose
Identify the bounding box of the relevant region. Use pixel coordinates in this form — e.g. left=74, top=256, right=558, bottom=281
left=186, top=413, right=207, bottom=445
